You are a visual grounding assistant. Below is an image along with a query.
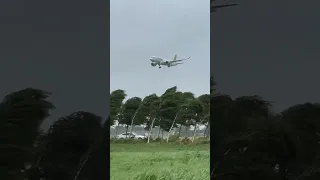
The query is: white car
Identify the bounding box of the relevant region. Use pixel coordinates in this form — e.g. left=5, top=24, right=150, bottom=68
left=116, top=132, right=146, bottom=139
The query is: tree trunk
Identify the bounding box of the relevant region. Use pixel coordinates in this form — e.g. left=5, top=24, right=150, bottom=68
left=203, top=124, right=208, bottom=137
left=211, top=120, right=224, bottom=178
left=144, top=127, right=147, bottom=137
left=178, top=125, right=182, bottom=137
left=73, top=147, right=93, bottom=180
left=125, top=125, right=129, bottom=138
left=191, top=124, right=197, bottom=143
left=161, top=130, right=164, bottom=139
left=73, top=126, right=105, bottom=180
left=147, top=101, right=163, bottom=143
left=115, top=122, right=120, bottom=137
left=147, top=117, right=156, bottom=143
left=130, top=125, right=134, bottom=136
left=129, top=104, right=142, bottom=136
left=185, top=126, right=188, bottom=138
left=157, top=125, right=161, bottom=138
left=166, top=109, right=182, bottom=142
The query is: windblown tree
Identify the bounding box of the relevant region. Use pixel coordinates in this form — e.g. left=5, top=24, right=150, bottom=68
left=110, top=89, right=126, bottom=126
left=38, top=111, right=102, bottom=180
left=186, top=99, right=204, bottom=143
left=137, top=93, right=160, bottom=141
left=140, top=87, right=179, bottom=143
left=280, top=103, right=320, bottom=179
left=211, top=93, right=308, bottom=180
left=149, top=86, right=186, bottom=143
left=109, top=86, right=211, bottom=143
left=119, top=97, right=142, bottom=137
left=198, top=94, right=210, bottom=137
left=165, top=91, right=195, bottom=142
left=132, top=86, right=200, bottom=143
left=174, top=92, right=196, bottom=137
left=75, top=116, right=110, bottom=180
left=211, top=94, right=277, bottom=179
left=0, top=88, right=54, bottom=180
left=144, top=89, right=172, bottom=143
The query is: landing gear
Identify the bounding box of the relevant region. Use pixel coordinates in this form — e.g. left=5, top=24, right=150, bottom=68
left=159, top=66, right=161, bottom=68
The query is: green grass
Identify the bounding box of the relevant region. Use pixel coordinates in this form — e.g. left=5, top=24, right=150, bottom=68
left=110, top=143, right=210, bottom=180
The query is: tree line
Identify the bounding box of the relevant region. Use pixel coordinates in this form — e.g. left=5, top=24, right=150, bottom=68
left=0, top=86, right=210, bottom=180
left=110, top=86, right=210, bottom=143
left=0, top=88, right=109, bottom=180
left=2, top=76, right=319, bottom=179
left=211, top=76, right=320, bottom=179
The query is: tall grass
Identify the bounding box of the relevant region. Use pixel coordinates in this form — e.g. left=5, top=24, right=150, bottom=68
left=110, top=143, right=210, bottom=180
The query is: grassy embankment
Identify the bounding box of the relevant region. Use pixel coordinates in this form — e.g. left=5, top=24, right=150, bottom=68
left=110, top=140, right=210, bottom=180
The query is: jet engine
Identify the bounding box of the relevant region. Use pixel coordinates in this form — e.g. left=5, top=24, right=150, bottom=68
left=151, top=62, right=157, bottom=66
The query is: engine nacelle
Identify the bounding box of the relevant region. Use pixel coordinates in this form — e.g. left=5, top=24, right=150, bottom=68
left=151, top=62, right=157, bottom=66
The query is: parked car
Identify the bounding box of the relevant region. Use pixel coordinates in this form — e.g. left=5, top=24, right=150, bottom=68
left=116, top=132, right=146, bottom=139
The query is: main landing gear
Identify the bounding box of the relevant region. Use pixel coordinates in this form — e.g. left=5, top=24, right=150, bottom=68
left=159, top=66, right=161, bottom=68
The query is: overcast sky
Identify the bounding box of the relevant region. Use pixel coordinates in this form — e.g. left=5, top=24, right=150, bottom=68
left=0, top=1, right=109, bottom=130
left=212, top=0, right=320, bottom=112
left=110, top=0, right=210, bottom=99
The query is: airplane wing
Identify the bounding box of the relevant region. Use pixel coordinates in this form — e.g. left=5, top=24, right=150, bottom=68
left=175, top=56, right=191, bottom=62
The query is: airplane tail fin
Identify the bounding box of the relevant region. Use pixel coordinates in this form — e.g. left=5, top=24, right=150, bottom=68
left=173, top=54, right=177, bottom=61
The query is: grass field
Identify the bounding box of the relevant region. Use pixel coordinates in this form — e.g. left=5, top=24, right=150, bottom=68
left=110, top=142, right=210, bottom=180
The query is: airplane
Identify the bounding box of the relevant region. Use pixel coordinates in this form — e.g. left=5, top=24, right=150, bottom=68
left=211, top=0, right=237, bottom=13
left=150, top=54, right=190, bottom=68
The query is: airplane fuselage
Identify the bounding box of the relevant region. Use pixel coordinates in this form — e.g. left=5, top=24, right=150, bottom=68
left=150, top=57, right=164, bottom=63
left=150, top=57, right=164, bottom=68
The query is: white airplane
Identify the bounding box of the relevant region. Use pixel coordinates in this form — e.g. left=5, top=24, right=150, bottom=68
left=150, top=54, right=191, bottom=68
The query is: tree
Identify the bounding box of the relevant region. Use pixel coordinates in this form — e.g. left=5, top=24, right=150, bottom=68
left=211, top=95, right=277, bottom=179
left=198, top=94, right=210, bottom=137
left=38, top=111, right=102, bottom=180
left=172, top=92, right=196, bottom=138
left=110, top=89, right=126, bottom=126
left=74, top=116, right=110, bottom=180
left=184, top=98, right=204, bottom=143
left=154, top=87, right=185, bottom=142
left=136, top=93, right=160, bottom=141
left=0, top=88, right=54, bottom=180
left=164, top=91, right=193, bottom=142
left=119, top=97, right=142, bottom=138
left=142, top=86, right=178, bottom=143
left=280, top=103, right=320, bottom=179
